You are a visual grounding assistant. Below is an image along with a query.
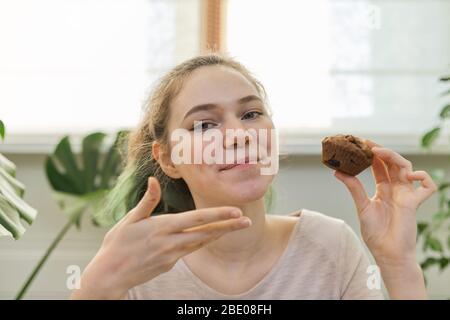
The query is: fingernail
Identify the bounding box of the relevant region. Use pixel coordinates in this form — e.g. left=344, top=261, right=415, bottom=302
left=240, top=217, right=252, bottom=226
left=230, top=209, right=242, bottom=218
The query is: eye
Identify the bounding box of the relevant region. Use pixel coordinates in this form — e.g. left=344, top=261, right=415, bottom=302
left=242, top=110, right=263, bottom=121
left=189, top=121, right=217, bottom=131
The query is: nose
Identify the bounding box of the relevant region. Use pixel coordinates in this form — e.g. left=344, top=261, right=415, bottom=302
left=222, top=116, right=254, bottom=149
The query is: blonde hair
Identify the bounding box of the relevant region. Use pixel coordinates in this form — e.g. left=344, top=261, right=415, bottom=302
left=96, top=53, right=275, bottom=225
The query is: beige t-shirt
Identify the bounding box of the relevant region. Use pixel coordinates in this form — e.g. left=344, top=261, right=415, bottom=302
left=126, top=209, right=384, bottom=300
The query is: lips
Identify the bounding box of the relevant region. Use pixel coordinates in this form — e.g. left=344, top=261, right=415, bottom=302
left=218, top=156, right=258, bottom=171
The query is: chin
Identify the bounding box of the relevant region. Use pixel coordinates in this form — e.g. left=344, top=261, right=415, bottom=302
left=220, top=176, right=272, bottom=204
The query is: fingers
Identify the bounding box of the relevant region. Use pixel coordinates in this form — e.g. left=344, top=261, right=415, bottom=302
left=370, top=147, right=412, bottom=170
left=407, top=170, right=438, bottom=204
left=364, top=139, right=382, bottom=149
left=334, top=170, right=370, bottom=215
left=164, top=206, right=244, bottom=233
left=170, top=216, right=252, bottom=253
left=127, top=176, right=161, bottom=223
left=365, top=140, right=394, bottom=184
left=370, top=147, right=412, bottom=182
left=365, top=140, right=409, bottom=182
left=371, top=154, right=391, bottom=184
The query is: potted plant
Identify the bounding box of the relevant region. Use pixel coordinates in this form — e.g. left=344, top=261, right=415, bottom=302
left=417, top=74, right=450, bottom=286
left=15, top=131, right=127, bottom=299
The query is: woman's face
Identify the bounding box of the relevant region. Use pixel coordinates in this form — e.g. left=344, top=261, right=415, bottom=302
left=162, top=65, right=276, bottom=207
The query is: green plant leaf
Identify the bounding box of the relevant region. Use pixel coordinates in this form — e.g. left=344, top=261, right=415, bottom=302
left=91, top=216, right=100, bottom=227
left=0, top=165, right=25, bottom=196
left=417, top=222, right=428, bottom=235
left=52, top=192, right=87, bottom=223
left=51, top=136, right=85, bottom=194
left=440, top=76, right=450, bottom=82
left=0, top=169, right=37, bottom=225
left=82, top=132, right=107, bottom=192
left=439, top=257, right=449, bottom=271
left=420, top=257, right=440, bottom=271
left=0, top=120, right=5, bottom=141
left=439, top=105, right=450, bottom=119
left=427, top=236, right=444, bottom=253
left=99, top=131, right=126, bottom=189
left=0, top=153, right=16, bottom=177
left=46, top=132, right=124, bottom=226
left=47, top=132, right=123, bottom=196
left=53, top=189, right=109, bottom=229
left=0, top=153, right=37, bottom=239
left=421, top=127, right=441, bottom=149
left=432, top=210, right=449, bottom=225
left=45, top=157, right=80, bottom=194
left=99, top=148, right=120, bottom=190
left=0, top=193, right=26, bottom=239
left=438, top=182, right=450, bottom=192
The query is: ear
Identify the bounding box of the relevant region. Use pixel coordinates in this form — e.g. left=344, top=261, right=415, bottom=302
left=152, top=140, right=182, bottom=179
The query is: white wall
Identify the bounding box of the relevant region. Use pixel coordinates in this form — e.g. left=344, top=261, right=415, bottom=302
left=1, top=152, right=449, bottom=299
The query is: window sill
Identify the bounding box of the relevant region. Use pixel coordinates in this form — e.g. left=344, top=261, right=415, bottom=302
left=0, top=131, right=447, bottom=156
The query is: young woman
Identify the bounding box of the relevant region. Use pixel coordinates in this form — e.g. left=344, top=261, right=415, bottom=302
left=71, top=54, right=437, bottom=300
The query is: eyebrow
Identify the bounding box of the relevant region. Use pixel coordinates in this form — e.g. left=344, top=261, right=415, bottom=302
left=182, top=95, right=263, bottom=121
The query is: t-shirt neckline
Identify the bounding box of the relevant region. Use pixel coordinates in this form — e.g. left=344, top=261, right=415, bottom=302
left=177, top=209, right=306, bottom=298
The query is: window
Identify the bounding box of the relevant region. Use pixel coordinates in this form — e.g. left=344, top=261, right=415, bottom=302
left=0, top=0, right=200, bottom=136
left=2, top=0, right=450, bottom=154
left=226, top=0, right=450, bottom=153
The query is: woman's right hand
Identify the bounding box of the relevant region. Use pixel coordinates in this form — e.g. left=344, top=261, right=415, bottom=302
left=70, top=176, right=252, bottom=300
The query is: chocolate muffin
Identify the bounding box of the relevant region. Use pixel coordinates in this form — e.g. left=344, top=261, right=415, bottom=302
left=321, top=134, right=374, bottom=176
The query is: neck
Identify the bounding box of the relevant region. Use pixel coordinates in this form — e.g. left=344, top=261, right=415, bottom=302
left=190, top=196, right=270, bottom=267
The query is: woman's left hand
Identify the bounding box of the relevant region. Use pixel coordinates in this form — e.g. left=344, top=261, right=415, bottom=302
left=333, top=140, right=438, bottom=266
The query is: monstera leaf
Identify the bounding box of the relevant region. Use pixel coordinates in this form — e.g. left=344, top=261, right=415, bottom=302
left=0, top=119, right=4, bottom=140
left=0, top=120, right=38, bottom=240
left=15, top=131, right=126, bottom=299
left=45, top=131, right=125, bottom=227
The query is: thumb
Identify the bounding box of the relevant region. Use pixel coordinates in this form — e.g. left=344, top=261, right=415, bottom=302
left=333, top=170, right=370, bottom=215
left=128, top=176, right=161, bottom=223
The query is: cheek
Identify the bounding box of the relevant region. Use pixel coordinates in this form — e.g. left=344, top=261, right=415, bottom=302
left=252, top=118, right=275, bottom=151
left=253, top=131, right=274, bottom=162
left=176, top=163, right=217, bottom=190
